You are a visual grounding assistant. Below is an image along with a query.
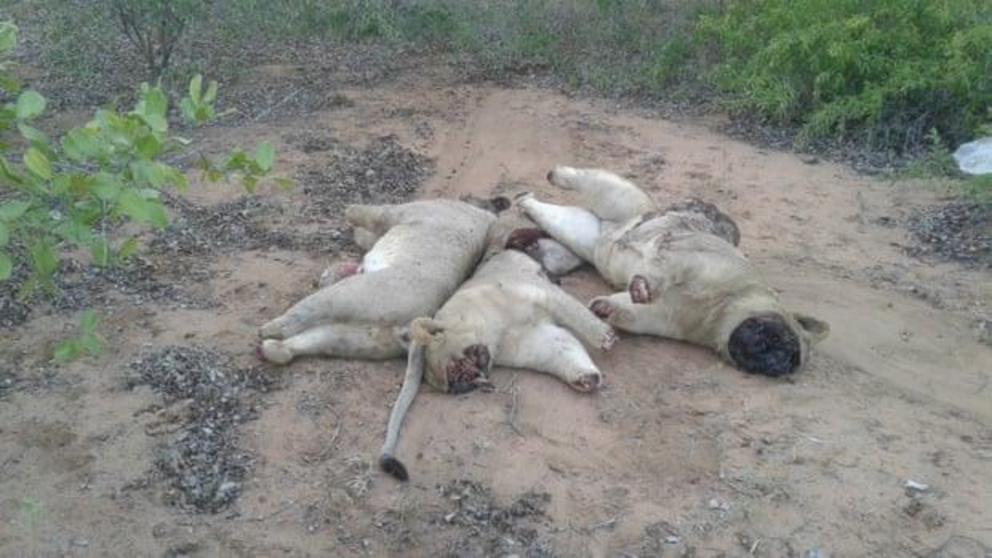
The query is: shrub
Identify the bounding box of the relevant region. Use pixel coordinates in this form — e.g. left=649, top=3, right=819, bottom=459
left=0, top=21, right=283, bottom=357
left=696, top=0, right=992, bottom=151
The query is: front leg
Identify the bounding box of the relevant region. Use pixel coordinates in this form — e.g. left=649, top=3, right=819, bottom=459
left=589, top=292, right=677, bottom=337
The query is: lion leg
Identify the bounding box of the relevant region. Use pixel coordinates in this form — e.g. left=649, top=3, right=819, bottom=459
left=544, top=287, right=617, bottom=351
left=261, top=270, right=418, bottom=340
left=259, top=323, right=404, bottom=364
left=498, top=323, right=604, bottom=393
left=589, top=292, right=676, bottom=337
left=546, top=165, right=656, bottom=222
left=517, top=196, right=601, bottom=261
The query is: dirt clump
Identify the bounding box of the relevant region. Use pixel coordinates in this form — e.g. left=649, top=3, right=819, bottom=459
left=436, top=479, right=554, bottom=558
left=1, top=256, right=203, bottom=329
left=151, top=195, right=304, bottom=256
left=295, top=135, right=433, bottom=218
left=907, top=201, right=992, bottom=267
left=128, top=345, right=275, bottom=513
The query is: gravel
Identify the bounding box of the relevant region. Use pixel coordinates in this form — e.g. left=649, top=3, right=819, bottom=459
left=295, top=134, right=433, bottom=219
left=907, top=201, right=992, bottom=268
left=436, top=479, right=555, bottom=558
left=129, top=345, right=275, bottom=513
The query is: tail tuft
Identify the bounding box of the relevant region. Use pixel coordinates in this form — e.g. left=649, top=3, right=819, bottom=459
left=379, top=454, right=409, bottom=482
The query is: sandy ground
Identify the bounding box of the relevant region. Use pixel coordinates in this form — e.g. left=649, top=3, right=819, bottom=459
left=1, top=63, right=991, bottom=558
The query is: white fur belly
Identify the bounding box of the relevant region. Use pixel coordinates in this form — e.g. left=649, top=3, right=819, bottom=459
left=362, top=234, right=405, bottom=272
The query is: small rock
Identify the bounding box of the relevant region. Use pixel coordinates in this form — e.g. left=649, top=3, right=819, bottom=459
left=665, top=536, right=682, bottom=544
left=708, top=498, right=730, bottom=511
left=905, top=479, right=930, bottom=493
left=799, top=154, right=820, bottom=165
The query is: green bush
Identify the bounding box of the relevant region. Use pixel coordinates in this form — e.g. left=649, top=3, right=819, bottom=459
left=696, top=0, right=992, bottom=151
left=0, top=21, right=283, bottom=358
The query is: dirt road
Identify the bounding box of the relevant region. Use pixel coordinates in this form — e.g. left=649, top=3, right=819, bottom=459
left=1, top=65, right=990, bottom=557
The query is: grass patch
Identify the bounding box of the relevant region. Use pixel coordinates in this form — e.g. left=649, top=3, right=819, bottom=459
left=14, top=0, right=992, bottom=165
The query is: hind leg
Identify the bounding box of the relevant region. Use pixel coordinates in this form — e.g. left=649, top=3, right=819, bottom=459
left=261, top=270, right=427, bottom=340
left=589, top=292, right=679, bottom=337
left=259, top=323, right=404, bottom=364
left=546, top=165, right=656, bottom=222
left=517, top=195, right=601, bottom=262
left=498, top=323, right=604, bottom=392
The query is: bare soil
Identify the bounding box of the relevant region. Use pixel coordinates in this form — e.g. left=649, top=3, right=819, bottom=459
left=1, top=62, right=991, bottom=558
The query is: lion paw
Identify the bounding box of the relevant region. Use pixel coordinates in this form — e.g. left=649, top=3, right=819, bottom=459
left=600, top=329, right=618, bottom=351
left=629, top=275, right=652, bottom=304
left=571, top=372, right=602, bottom=393
left=505, top=227, right=547, bottom=252
left=590, top=298, right=614, bottom=319
left=260, top=340, right=293, bottom=365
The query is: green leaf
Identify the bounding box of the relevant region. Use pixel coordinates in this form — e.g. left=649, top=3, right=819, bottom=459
left=117, top=236, right=140, bottom=260
left=189, top=74, right=203, bottom=104
left=0, top=23, right=17, bottom=54
left=135, top=134, right=162, bottom=159
left=53, top=340, right=80, bottom=363
left=0, top=73, right=19, bottom=94
left=80, top=309, right=99, bottom=332
left=62, top=128, right=101, bottom=162
left=117, top=190, right=168, bottom=228
left=23, top=147, right=52, bottom=180
left=255, top=142, right=275, bottom=172
left=89, top=237, right=110, bottom=266
left=0, top=200, right=30, bottom=221
left=80, top=333, right=102, bottom=354
left=15, top=90, right=46, bottom=120
left=0, top=252, right=11, bottom=281
left=92, top=174, right=122, bottom=202
left=17, top=123, right=49, bottom=146
left=30, top=241, right=58, bottom=277
left=274, top=177, right=295, bottom=190
left=204, top=80, right=218, bottom=104
left=141, top=87, right=168, bottom=119
left=179, top=98, right=197, bottom=125
left=0, top=222, right=7, bottom=247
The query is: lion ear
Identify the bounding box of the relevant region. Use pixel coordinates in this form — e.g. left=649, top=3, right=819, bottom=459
left=410, top=318, right=444, bottom=344
left=795, top=313, right=829, bottom=344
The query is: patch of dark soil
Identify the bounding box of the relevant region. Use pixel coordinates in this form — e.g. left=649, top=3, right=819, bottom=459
left=295, top=135, right=433, bottom=218
left=719, top=112, right=940, bottom=175
left=222, top=43, right=398, bottom=123
left=0, top=264, right=32, bottom=329
left=906, top=201, right=992, bottom=268
left=150, top=195, right=325, bottom=256
left=1, top=256, right=206, bottom=330
left=128, top=346, right=275, bottom=513
left=52, top=257, right=205, bottom=312
left=435, top=479, right=555, bottom=558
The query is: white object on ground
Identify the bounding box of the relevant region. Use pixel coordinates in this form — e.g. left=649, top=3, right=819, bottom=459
left=953, top=137, right=992, bottom=175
